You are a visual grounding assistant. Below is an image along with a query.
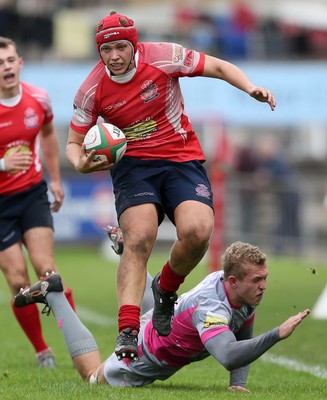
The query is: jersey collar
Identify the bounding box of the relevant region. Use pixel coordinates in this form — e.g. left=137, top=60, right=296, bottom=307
left=0, top=84, right=22, bottom=107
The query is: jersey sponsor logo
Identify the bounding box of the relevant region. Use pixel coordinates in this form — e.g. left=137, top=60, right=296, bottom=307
left=140, top=80, right=159, bottom=103
left=4, top=145, right=31, bottom=174
left=123, top=119, right=157, bottom=140
left=184, top=50, right=194, bottom=67
left=103, top=100, right=126, bottom=111
left=24, top=107, right=39, bottom=129
left=172, top=44, right=183, bottom=63
left=195, top=184, right=211, bottom=199
left=0, top=121, right=12, bottom=128
left=204, top=314, right=228, bottom=328
left=134, top=191, right=155, bottom=197
left=103, top=31, right=120, bottom=39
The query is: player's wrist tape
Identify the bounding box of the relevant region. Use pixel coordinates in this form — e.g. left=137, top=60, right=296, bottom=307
left=0, top=158, right=5, bottom=171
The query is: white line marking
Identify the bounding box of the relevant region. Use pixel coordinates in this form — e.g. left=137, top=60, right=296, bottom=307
left=262, top=354, right=327, bottom=379
left=76, top=306, right=116, bottom=327
left=312, top=284, right=327, bottom=319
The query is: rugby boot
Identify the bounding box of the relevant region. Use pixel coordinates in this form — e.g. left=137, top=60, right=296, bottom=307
left=105, top=225, right=124, bottom=255
left=114, top=327, right=138, bottom=362
left=14, top=272, right=63, bottom=315
left=151, top=273, right=178, bottom=336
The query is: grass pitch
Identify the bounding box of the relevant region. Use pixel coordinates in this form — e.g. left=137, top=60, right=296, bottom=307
left=0, top=244, right=326, bottom=399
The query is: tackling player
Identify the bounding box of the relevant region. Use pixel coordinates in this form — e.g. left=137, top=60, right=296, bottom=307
left=14, top=241, right=309, bottom=391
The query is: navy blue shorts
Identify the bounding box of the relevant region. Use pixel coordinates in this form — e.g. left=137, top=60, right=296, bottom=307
left=0, top=181, right=53, bottom=251
left=110, top=157, right=214, bottom=225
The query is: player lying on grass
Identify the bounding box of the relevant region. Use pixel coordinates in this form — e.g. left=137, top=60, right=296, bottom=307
left=14, top=241, right=310, bottom=391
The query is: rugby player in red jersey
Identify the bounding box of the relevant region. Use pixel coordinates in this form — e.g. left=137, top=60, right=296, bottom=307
left=0, top=36, right=75, bottom=367
left=66, top=11, right=276, bottom=361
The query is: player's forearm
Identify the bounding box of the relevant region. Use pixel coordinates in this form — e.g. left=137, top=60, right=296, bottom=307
left=41, top=134, right=62, bottom=183
left=205, top=328, right=280, bottom=371
left=203, top=55, right=254, bottom=94
left=66, top=142, right=82, bottom=170
left=229, top=364, right=250, bottom=387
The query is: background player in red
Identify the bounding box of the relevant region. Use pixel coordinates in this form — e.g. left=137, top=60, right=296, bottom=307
left=66, top=11, right=276, bottom=361
left=14, top=241, right=310, bottom=391
left=0, top=36, right=75, bottom=368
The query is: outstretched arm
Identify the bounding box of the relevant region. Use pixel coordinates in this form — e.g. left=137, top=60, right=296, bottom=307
left=202, top=55, right=276, bottom=111
left=205, top=310, right=310, bottom=388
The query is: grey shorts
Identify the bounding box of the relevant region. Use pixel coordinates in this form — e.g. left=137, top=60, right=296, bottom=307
left=103, top=311, right=180, bottom=387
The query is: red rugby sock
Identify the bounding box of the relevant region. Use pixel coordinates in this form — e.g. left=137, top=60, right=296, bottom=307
left=11, top=301, right=48, bottom=353
left=159, top=262, right=185, bottom=293
left=118, top=304, right=141, bottom=333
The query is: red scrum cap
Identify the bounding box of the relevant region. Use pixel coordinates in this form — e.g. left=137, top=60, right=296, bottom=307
left=95, top=11, right=138, bottom=53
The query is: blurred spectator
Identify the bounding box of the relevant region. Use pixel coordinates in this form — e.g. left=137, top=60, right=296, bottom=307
left=15, top=0, right=55, bottom=58
left=0, top=0, right=17, bottom=39
left=280, top=23, right=310, bottom=58
left=259, top=18, right=288, bottom=59
left=231, top=0, right=257, bottom=33
left=255, top=137, right=302, bottom=254
left=189, top=17, right=218, bottom=55
left=309, top=29, right=327, bottom=58
left=213, top=0, right=258, bottom=60
left=233, top=142, right=258, bottom=238
left=173, top=1, right=201, bottom=46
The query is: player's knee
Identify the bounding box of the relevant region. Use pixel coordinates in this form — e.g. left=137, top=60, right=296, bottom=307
left=181, top=224, right=212, bottom=250
left=125, top=236, right=153, bottom=258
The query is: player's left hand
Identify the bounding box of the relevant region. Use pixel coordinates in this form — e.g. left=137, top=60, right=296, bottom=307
left=249, top=87, right=276, bottom=111
left=228, top=385, right=251, bottom=392
left=278, top=309, right=310, bottom=339
left=77, top=144, right=113, bottom=173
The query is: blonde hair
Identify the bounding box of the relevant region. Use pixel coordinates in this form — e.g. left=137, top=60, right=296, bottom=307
left=222, top=241, right=266, bottom=280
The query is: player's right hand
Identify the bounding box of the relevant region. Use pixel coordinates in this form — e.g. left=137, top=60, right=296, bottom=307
left=3, top=146, right=32, bottom=172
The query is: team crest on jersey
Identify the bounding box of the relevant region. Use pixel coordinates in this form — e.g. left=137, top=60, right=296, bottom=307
left=195, top=184, right=211, bottom=199
left=204, top=313, right=228, bottom=329
left=140, top=80, right=159, bottom=103
left=24, top=107, right=39, bottom=129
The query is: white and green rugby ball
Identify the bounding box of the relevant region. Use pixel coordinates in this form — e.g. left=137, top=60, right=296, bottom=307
left=84, top=123, right=127, bottom=164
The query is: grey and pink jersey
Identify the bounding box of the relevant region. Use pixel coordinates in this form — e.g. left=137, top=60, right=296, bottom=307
left=142, top=270, right=255, bottom=367
left=104, top=270, right=255, bottom=386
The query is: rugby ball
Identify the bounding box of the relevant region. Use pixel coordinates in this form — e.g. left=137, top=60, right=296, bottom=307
left=83, top=123, right=127, bottom=164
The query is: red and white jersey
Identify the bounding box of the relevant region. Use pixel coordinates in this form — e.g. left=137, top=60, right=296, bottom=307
left=71, top=42, right=206, bottom=162
left=0, top=82, right=53, bottom=195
